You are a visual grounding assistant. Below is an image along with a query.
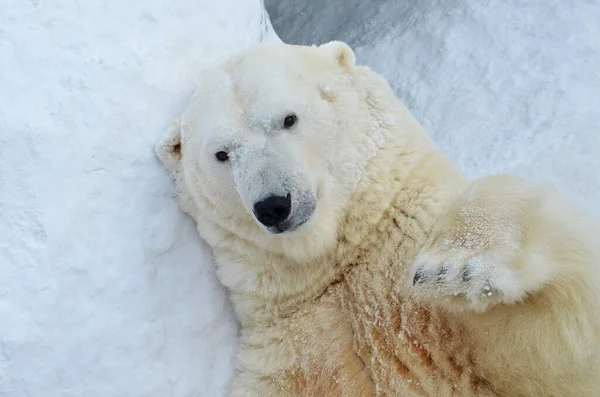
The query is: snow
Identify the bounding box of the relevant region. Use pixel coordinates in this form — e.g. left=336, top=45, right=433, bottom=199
left=3, top=0, right=600, bottom=396
left=0, top=1, right=278, bottom=396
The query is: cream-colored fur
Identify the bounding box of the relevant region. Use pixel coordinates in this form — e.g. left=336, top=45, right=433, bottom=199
left=156, top=41, right=600, bottom=396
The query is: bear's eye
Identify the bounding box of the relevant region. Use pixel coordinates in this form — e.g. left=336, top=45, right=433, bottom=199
left=283, top=114, right=297, bottom=129
left=215, top=151, right=229, bottom=162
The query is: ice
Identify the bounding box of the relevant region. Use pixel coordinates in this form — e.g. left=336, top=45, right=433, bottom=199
left=0, top=0, right=278, bottom=396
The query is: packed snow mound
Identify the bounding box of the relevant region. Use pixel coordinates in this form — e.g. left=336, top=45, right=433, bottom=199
left=268, top=0, right=600, bottom=220
left=0, top=1, right=278, bottom=396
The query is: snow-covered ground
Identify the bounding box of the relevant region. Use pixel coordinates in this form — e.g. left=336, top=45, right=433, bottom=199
left=2, top=0, right=599, bottom=396
left=0, top=1, right=277, bottom=396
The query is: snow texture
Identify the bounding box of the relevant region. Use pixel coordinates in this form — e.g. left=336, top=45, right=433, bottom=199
left=268, top=0, right=600, bottom=220
left=0, top=1, right=278, bottom=396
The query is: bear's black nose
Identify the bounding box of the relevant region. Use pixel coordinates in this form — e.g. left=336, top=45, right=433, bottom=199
left=253, top=194, right=292, bottom=228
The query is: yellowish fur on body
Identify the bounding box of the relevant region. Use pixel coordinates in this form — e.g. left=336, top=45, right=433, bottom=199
left=156, top=42, right=600, bottom=396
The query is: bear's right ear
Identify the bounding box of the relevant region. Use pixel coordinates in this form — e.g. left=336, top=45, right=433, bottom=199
left=319, top=41, right=356, bottom=73
left=155, top=119, right=182, bottom=177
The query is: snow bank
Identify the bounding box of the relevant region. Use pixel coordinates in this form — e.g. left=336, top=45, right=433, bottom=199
left=0, top=1, right=277, bottom=396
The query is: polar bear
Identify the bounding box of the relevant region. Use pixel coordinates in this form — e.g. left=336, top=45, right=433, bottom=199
left=156, top=41, right=600, bottom=396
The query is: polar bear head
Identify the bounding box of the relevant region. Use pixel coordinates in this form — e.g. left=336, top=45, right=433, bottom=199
left=157, top=42, right=392, bottom=261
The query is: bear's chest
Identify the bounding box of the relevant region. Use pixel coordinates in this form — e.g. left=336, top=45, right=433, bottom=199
left=337, top=258, right=487, bottom=396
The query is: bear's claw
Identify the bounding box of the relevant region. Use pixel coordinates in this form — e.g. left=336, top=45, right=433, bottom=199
left=410, top=250, right=513, bottom=312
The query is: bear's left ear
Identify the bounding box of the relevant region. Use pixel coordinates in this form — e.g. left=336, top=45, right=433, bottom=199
left=155, top=119, right=182, bottom=178
left=319, top=40, right=356, bottom=73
